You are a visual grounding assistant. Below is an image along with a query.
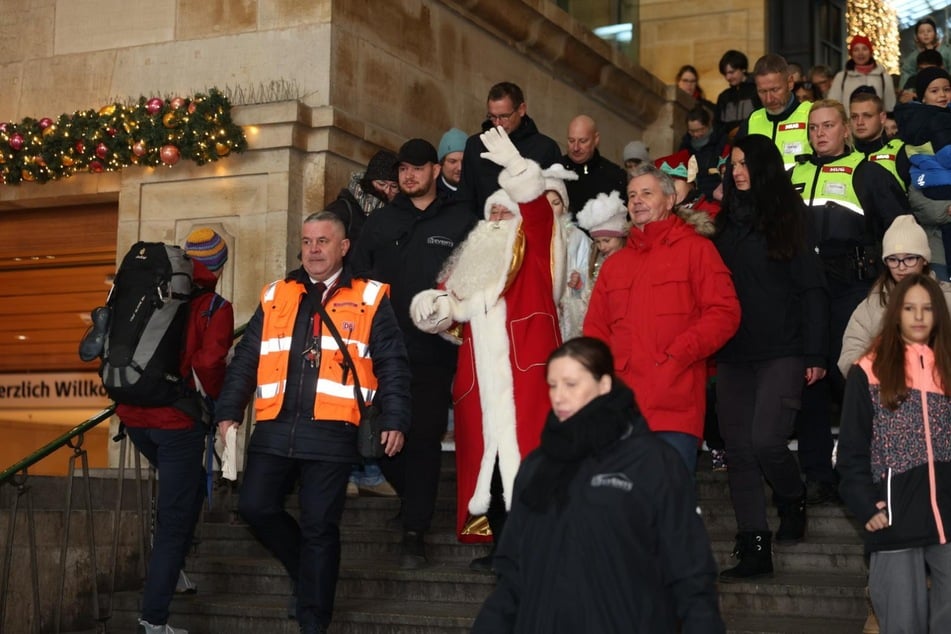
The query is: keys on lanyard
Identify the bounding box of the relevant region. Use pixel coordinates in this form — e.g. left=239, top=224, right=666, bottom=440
left=302, top=281, right=327, bottom=368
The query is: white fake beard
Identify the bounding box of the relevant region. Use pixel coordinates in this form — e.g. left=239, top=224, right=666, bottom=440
left=442, top=218, right=519, bottom=303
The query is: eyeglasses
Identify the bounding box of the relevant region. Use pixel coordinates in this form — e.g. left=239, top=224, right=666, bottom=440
left=884, top=255, right=923, bottom=269
left=372, top=180, right=399, bottom=193
left=487, top=111, right=517, bottom=123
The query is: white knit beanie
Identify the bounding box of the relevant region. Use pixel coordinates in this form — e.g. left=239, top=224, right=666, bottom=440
left=882, top=215, right=931, bottom=262
left=577, top=191, right=629, bottom=237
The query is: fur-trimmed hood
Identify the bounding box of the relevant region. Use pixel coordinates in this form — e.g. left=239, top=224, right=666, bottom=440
left=676, top=206, right=715, bottom=237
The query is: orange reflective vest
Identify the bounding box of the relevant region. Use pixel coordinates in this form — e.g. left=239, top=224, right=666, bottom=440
left=255, top=277, right=388, bottom=424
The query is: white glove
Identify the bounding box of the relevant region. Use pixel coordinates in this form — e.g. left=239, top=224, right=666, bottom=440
left=480, top=126, right=528, bottom=175
left=410, top=289, right=454, bottom=334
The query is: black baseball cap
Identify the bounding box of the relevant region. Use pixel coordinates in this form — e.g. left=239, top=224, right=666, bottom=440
left=396, top=138, right=438, bottom=166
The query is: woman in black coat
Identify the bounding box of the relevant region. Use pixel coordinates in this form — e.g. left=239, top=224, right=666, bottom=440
left=472, top=337, right=724, bottom=634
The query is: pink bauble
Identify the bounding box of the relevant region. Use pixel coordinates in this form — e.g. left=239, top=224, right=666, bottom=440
left=9, top=133, right=24, bottom=151
left=132, top=141, right=147, bottom=157
left=159, top=144, right=180, bottom=165
left=146, top=98, right=164, bottom=115
left=38, top=117, right=53, bottom=129
left=170, top=97, right=186, bottom=110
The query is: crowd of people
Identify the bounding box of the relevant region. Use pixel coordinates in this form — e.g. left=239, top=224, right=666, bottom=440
left=119, top=19, right=951, bottom=634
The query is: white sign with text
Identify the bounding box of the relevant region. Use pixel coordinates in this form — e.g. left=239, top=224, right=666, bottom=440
left=0, top=373, right=109, bottom=409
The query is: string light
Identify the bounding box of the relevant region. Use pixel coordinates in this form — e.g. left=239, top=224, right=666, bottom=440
left=847, top=0, right=901, bottom=75
left=0, top=88, right=247, bottom=185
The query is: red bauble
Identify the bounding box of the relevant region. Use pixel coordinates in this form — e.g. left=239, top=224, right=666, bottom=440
left=146, top=98, right=164, bottom=115
left=106, top=127, right=117, bottom=137
left=159, top=144, right=180, bottom=165
left=89, top=160, right=104, bottom=173
left=9, top=133, right=24, bottom=151
left=38, top=117, right=53, bottom=129
left=75, top=140, right=85, bottom=154
left=187, top=102, right=197, bottom=114
left=132, top=140, right=147, bottom=157
left=95, top=142, right=108, bottom=159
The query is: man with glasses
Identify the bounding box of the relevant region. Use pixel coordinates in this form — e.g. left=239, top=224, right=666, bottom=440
left=458, top=81, right=561, bottom=214
left=350, top=138, right=477, bottom=570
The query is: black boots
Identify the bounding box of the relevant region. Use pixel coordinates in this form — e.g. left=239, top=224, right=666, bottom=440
left=399, top=530, right=428, bottom=569
left=719, top=531, right=773, bottom=582
left=775, top=493, right=807, bottom=544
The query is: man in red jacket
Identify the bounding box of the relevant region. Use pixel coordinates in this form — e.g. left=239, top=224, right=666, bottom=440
left=117, top=228, right=234, bottom=634
left=584, top=165, right=740, bottom=475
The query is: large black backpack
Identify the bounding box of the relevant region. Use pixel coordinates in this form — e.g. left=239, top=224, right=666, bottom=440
left=81, top=242, right=194, bottom=406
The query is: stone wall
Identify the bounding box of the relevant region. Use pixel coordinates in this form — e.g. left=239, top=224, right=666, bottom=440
left=639, top=0, right=766, bottom=111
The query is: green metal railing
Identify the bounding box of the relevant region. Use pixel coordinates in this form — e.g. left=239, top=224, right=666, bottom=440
left=0, top=322, right=246, bottom=633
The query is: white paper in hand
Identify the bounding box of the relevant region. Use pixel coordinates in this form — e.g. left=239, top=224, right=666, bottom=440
left=222, top=426, right=238, bottom=481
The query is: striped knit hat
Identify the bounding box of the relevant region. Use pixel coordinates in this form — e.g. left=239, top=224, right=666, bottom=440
left=184, top=228, right=228, bottom=272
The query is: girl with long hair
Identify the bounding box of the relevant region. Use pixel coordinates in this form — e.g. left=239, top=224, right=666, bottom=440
left=838, top=274, right=951, bottom=632
left=713, top=134, right=829, bottom=580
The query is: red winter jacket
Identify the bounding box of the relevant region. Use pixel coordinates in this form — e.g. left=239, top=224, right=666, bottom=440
left=117, top=260, right=235, bottom=429
left=583, top=212, right=740, bottom=439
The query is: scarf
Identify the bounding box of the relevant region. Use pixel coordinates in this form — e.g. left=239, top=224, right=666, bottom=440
left=521, top=383, right=637, bottom=514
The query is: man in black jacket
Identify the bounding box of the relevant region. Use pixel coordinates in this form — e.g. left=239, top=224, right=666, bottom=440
left=350, top=138, right=477, bottom=569
left=561, top=114, right=628, bottom=217
left=215, top=212, right=411, bottom=634
left=457, top=82, right=561, bottom=215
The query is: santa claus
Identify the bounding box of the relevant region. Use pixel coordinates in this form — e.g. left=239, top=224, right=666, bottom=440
left=411, top=127, right=565, bottom=558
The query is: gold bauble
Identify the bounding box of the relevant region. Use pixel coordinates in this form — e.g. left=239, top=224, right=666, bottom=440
left=41, top=125, right=56, bottom=138
left=162, top=112, right=178, bottom=129
left=61, top=155, right=75, bottom=167
left=98, top=104, right=116, bottom=117
left=215, top=142, right=230, bottom=157
left=20, top=169, right=34, bottom=181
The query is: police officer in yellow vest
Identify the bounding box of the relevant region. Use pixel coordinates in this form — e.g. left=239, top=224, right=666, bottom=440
left=215, top=211, right=411, bottom=634
left=736, top=54, right=812, bottom=170
left=849, top=90, right=906, bottom=190
left=789, top=99, right=910, bottom=507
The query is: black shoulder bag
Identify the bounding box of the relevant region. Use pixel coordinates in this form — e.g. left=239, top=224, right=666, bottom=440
left=313, top=299, right=386, bottom=459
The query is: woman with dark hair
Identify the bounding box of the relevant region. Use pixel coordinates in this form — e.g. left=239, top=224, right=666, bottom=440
left=838, top=274, right=951, bottom=633
left=713, top=134, right=829, bottom=580
left=676, top=64, right=716, bottom=115
left=472, top=337, right=724, bottom=633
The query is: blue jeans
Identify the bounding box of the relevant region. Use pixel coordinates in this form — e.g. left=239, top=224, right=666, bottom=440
left=655, top=431, right=699, bottom=475
left=350, top=460, right=385, bottom=486
left=126, top=424, right=206, bottom=625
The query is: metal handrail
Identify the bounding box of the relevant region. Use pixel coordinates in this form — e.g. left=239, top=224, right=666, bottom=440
left=0, top=405, right=116, bottom=485
left=0, top=320, right=247, bottom=633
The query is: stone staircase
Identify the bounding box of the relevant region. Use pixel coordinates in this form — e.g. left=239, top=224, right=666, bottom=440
left=104, top=453, right=870, bottom=633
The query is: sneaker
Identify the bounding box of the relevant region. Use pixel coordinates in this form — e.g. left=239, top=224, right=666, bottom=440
left=174, top=569, right=197, bottom=595
left=138, top=619, right=188, bottom=634
left=346, top=481, right=359, bottom=498
left=357, top=480, right=397, bottom=497
left=710, top=449, right=727, bottom=472
left=399, top=530, right=428, bottom=569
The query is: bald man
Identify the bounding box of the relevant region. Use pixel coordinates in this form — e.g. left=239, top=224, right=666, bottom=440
left=561, top=115, right=628, bottom=218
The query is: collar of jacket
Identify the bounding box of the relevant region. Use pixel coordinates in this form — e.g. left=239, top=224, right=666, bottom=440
left=765, top=94, right=801, bottom=123
left=285, top=265, right=355, bottom=292
left=627, top=214, right=686, bottom=249
left=480, top=114, right=542, bottom=142
left=563, top=149, right=603, bottom=171
left=809, top=148, right=855, bottom=167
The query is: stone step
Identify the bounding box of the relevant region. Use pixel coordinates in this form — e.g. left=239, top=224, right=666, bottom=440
left=109, top=591, right=477, bottom=634
left=700, top=501, right=864, bottom=540
left=710, top=535, right=867, bottom=576
left=722, top=613, right=867, bottom=634
left=716, top=572, right=868, bottom=620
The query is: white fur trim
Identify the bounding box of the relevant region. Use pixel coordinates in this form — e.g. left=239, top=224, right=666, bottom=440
left=542, top=163, right=578, bottom=212
left=499, top=160, right=546, bottom=203
left=484, top=190, right=519, bottom=220
left=465, top=296, right=520, bottom=515
left=577, top=191, right=628, bottom=236
left=551, top=214, right=567, bottom=305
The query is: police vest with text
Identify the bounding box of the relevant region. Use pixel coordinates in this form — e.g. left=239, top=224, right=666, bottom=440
left=863, top=139, right=906, bottom=192
left=746, top=100, right=812, bottom=170
left=791, top=152, right=878, bottom=280
left=255, top=277, right=387, bottom=424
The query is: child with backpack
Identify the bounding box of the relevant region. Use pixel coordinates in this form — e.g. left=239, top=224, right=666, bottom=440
left=114, top=228, right=234, bottom=634
left=838, top=273, right=951, bottom=632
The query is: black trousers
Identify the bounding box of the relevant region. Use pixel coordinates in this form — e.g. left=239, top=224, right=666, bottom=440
left=379, top=362, right=453, bottom=533
left=795, top=276, right=869, bottom=484
left=238, top=452, right=351, bottom=630
left=718, top=357, right=805, bottom=531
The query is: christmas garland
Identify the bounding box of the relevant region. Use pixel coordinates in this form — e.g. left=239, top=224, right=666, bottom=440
left=0, top=88, right=247, bottom=185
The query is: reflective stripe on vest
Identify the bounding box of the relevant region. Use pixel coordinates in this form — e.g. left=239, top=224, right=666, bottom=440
left=791, top=151, right=866, bottom=216
left=747, top=101, right=812, bottom=170
left=254, top=277, right=388, bottom=424
left=865, top=138, right=907, bottom=192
